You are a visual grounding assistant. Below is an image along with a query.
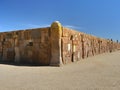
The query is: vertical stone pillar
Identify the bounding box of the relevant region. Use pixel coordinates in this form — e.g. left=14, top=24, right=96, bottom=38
left=50, top=21, right=63, bottom=66
left=81, top=34, right=85, bottom=59
left=14, top=34, right=20, bottom=63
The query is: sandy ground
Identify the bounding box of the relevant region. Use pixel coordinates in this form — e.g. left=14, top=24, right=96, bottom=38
left=0, top=51, right=120, bottom=90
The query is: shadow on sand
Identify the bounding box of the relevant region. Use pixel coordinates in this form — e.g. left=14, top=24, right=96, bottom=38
left=0, top=61, right=53, bottom=67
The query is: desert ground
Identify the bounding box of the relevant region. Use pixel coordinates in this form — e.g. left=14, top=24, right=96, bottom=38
left=0, top=51, right=120, bottom=90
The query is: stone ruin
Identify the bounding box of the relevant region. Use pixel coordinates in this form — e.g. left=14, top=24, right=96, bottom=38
left=0, top=21, right=120, bottom=66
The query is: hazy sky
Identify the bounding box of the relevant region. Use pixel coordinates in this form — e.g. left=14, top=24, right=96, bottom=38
left=0, top=0, right=120, bottom=41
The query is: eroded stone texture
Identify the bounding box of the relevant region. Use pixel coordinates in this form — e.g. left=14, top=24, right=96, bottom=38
left=0, top=27, right=51, bottom=65
left=0, top=21, right=120, bottom=66
left=61, top=27, right=120, bottom=65
left=50, top=21, right=63, bottom=66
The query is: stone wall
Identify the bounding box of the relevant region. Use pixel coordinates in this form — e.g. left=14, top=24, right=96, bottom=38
left=0, top=28, right=51, bottom=65
left=61, top=27, right=120, bottom=64
left=0, top=21, right=120, bottom=66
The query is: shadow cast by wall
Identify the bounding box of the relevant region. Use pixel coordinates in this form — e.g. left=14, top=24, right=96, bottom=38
left=0, top=61, right=53, bottom=67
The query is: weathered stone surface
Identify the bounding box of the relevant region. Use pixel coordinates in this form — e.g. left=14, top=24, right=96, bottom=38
left=61, top=27, right=120, bottom=65
left=61, top=37, right=72, bottom=64
left=0, top=21, right=120, bottom=66
left=50, top=21, right=63, bottom=66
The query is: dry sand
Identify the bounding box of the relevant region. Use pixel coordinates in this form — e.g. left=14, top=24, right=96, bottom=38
left=0, top=51, right=120, bottom=90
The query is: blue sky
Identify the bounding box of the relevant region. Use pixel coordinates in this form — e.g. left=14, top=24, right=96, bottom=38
left=0, top=0, right=120, bottom=41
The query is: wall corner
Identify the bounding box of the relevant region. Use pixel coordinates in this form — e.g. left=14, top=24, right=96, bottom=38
left=50, top=21, right=63, bottom=66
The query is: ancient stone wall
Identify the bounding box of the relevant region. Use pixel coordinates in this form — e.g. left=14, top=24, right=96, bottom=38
left=0, top=21, right=120, bottom=66
left=0, top=28, right=51, bottom=65
left=61, top=27, right=120, bottom=64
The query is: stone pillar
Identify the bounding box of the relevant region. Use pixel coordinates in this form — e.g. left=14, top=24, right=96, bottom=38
left=14, top=35, right=20, bottom=63
left=50, top=21, right=63, bottom=66
left=15, top=47, right=20, bottom=63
